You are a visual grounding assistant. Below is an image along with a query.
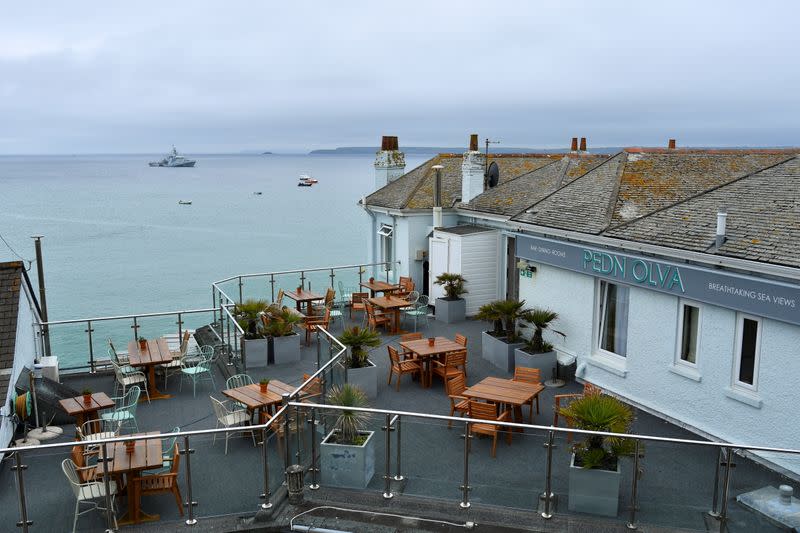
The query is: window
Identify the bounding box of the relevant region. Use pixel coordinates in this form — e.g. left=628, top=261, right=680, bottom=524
left=596, top=281, right=629, bottom=357
left=378, top=224, right=393, bottom=266
left=676, top=302, right=701, bottom=365
left=733, top=314, right=761, bottom=390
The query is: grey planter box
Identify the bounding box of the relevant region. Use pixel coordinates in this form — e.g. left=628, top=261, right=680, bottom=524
left=269, top=332, right=300, bottom=365
left=568, top=454, right=621, bottom=517
left=320, top=430, right=376, bottom=489
left=340, top=358, right=378, bottom=399
left=514, top=348, right=558, bottom=381
left=242, top=338, right=268, bottom=364
left=481, top=331, right=524, bottom=373
left=435, top=297, right=466, bottom=324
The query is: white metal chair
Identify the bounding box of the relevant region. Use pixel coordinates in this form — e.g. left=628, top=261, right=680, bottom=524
left=111, top=360, right=150, bottom=403
left=209, top=396, right=255, bottom=455
left=61, top=458, right=118, bottom=533
left=76, top=419, right=121, bottom=452
left=161, top=330, right=191, bottom=388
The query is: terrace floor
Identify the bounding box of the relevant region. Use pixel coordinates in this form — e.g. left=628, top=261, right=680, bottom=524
left=0, top=312, right=795, bottom=532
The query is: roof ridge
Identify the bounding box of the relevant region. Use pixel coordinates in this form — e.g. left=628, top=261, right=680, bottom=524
left=624, top=147, right=800, bottom=154
left=605, top=155, right=798, bottom=233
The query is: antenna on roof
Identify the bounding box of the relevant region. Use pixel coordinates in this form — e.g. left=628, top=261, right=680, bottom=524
left=484, top=138, right=500, bottom=188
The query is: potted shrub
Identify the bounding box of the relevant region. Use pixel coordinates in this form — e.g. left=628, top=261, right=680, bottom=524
left=476, top=300, right=530, bottom=372
left=514, top=308, right=565, bottom=380
left=320, top=384, right=375, bottom=489
left=82, top=388, right=93, bottom=404
left=138, top=336, right=148, bottom=351
left=261, top=304, right=302, bottom=365
left=558, top=392, right=636, bottom=517
left=433, top=273, right=468, bottom=323
left=337, top=327, right=381, bottom=399
left=235, top=299, right=270, bottom=363
left=259, top=379, right=270, bottom=393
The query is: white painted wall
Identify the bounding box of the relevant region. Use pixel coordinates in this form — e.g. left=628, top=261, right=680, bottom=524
left=431, top=229, right=499, bottom=315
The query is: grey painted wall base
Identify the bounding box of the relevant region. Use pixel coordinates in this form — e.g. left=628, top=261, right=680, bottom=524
left=270, top=333, right=301, bottom=365
left=341, top=359, right=378, bottom=399
left=481, top=332, right=524, bottom=373
left=320, top=430, right=376, bottom=489
left=568, top=454, right=621, bottom=517
left=242, top=338, right=268, bottom=364
left=514, top=349, right=557, bottom=381
left=435, top=298, right=465, bottom=324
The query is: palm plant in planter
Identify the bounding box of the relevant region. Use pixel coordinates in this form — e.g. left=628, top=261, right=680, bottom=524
left=558, top=392, right=636, bottom=516
left=235, top=299, right=270, bottom=362
left=515, top=308, right=564, bottom=379
left=320, top=384, right=375, bottom=488
left=433, top=273, right=468, bottom=323
left=337, top=327, right=382, bottom=398
left=261, top=304, right=302, bottom=364
left=476, top=299, right=530, bottom=372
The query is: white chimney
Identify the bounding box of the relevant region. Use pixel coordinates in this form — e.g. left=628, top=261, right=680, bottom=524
left=461, top=133, right=485, bottom=203
left=374, top=135, right=405, bottom=189
left=716, top=208, right=727, bottom=248
left=432, top=165, right=443, bottom=228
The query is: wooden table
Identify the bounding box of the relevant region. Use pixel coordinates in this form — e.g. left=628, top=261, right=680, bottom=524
left=284, top=289, right=324, bottom=315
left=399, top=336, right=464, bottom=388
left=360, top=280, right=400, bottom=298
left=58, top=392, right=115, bottom=436
left=128, top=338, right=174, bottom=401
left=463, top=376, right=545, bottom=425
left=368, top=295, right=410, bottom=334
left=222, top=380, right=294, bottom=421
left=98, top=431, right=163, bottom=525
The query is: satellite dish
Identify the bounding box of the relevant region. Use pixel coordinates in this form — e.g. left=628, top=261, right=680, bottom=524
left=486, top=162, right=500, bottom=188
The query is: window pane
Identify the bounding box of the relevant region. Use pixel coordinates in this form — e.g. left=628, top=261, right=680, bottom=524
left=600, top=282, right=629, bottom=357
left=680, top=305, right=699, bottom=363
left=738, top=318, right=758, bottom=385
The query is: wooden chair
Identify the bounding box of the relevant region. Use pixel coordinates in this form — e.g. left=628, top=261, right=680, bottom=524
left=445, top=373, right=469, bottom=427
left=398, top=332, right=422, bottom=359
left=133, top=444, right=183, bottom=518
left=313, top=288, right=336, bottom=315
left=365, top=301, right=390, bottom=332
left=432, top=349, right=467, bottom=384
left=454, top=333, right=467, bottom=347
left=387, top=346, right=421, bottom=391
left=396, top=277, right=415, bottom=298
left=513, top=367, right=541, bottom=417
left=553, top=382, right=602, bottom=442
left=301, top=373, right=324, bottom=401
left=275, top=288, right=285, bottom=308
left=350, top=292, right=368, bottom=319
left=467, top=401, right=512, bottom=458
left=70, top=445, right=99, bottom=483
left=301, top=308, right=331, bottom=345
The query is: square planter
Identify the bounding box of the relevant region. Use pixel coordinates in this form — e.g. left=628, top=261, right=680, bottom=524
left=242, top=338, right=268, bottom=364
left=339, top=358, right=378, bottom=399
left=269, top=332, right=300, bottom=365
left=514, top=348, right=558, bottom=381
left=568, top=454, right=621, bottom=517
left=320, top=429, right=375, bottom=489
left=435, top=297, right=466, bottom=324
left=481, top=331, right=524, bottom=373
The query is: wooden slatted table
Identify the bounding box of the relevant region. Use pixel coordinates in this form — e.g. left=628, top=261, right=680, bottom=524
left=58, top=392, right=115, bottom=436
left=222, top=380, right=294, bottom=421
left=128, top=338, right=174, bottom=400
left=399, top=337, right=464, bottom=388
left=368, top=295, right=410, bottom=334
left=463, top=376, right=545, bottom=425
left=284, top=289, right=324, bottom=315
left=360, top=280, right=400, bottom=298
left=99, top=431, right=163, bottom=525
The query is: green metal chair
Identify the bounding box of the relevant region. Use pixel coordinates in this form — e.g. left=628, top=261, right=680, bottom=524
left=143, top=426, right=181, bottom=475
left=403, top=294, right=429, bottom=332
left=180, top=351, right=216, bottom=397
left=100, top=385, right=141, bottom=433
left=225, top=374, right=254, bottom=410
left=327, top=300, right=346, bottom=330
left=337, top=281, right=354, bottom=306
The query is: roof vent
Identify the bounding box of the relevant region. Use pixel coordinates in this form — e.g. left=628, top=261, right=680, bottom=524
left=716, top=208, right=727, bottom=248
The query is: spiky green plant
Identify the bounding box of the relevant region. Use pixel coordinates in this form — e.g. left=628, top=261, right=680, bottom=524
left=338, top=326, right=382, bottom=368
left=434, top=272, right=468, bottom=299
left=475, top=299, right=529, bottom=342
left=327, top=384, right=371, bottom=445
left=558, top=393, right=636, bottom=469
left=520, top=308, right=563, bottom=353
left=234, top=299, right=269, bottom=338
left=261, top=304, right=302, bottom=337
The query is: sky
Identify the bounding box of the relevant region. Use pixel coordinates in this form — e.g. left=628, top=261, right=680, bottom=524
left=1, top=1, right=799, bottom=154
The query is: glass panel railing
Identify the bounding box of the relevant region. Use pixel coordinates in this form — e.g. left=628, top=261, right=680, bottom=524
left=398, top=416, right=463, bottom=505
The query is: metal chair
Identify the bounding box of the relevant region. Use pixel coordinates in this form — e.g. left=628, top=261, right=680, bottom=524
left=226, top=374, right=254, bottom=411
left=76, top=419, right=121, bottom=452
left=62, top=458, right=118, bottom=533
left=337, top=281, right=353, bottom=306
left=100, top=386, right=141, bottom=433
left=327, top=300, right=345, bottom=329
left=107, top=340, right=130, bottom=366
left=403, top=294, right=429, bottom=331
left=180, top=351, right=216, bottom=398
left=210, top=396, right=255, bottom=455
left=111, top=359, right=150, bottom=403
left=161, top=330, right=191, bottom=388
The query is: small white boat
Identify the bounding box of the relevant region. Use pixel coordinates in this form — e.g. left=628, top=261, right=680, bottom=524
left=178, top=200, right=192, bottom=205
left=298, top=173, right=318, bottom=186
left=253, top=191, right=263, bottom=196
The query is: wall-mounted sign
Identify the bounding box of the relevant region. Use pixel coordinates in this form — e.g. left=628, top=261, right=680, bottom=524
left=515, top=234, right=800, bottom=326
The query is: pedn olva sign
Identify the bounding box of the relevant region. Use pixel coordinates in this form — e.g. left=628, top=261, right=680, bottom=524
left=515, top=234, right=800, bottom=326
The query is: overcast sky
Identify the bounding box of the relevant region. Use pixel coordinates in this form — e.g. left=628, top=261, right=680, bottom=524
left=1, top=1, right=799, bottom=154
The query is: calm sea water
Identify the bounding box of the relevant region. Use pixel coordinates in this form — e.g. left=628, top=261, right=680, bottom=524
left=0, top=153, right=427, bottom=367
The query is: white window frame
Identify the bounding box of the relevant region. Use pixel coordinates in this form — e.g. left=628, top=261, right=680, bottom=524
left=732, top=313, right=761, bottom=392
left=675, top=299, right=702, bottom=368
left=378, top=224, right=394, bottom=269
left=594, top=279, right=629, bottom=361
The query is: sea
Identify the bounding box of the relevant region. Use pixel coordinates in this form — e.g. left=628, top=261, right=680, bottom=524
left=0, top=153, right=428, bottom=367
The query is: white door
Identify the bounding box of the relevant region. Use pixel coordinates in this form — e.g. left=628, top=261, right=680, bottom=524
left=429, top=237, right=449, bottom=302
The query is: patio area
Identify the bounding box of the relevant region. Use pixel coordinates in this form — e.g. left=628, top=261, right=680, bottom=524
left=0, top=307, right=796, bottom=532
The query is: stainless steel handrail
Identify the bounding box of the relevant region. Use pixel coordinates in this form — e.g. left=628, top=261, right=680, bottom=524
left=39, top=307, right=218, bottom=326
left=213, top=260, right=398, bottom=285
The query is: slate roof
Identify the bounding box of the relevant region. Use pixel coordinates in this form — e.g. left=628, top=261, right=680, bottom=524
left=0, top=262, right=24, bottom=372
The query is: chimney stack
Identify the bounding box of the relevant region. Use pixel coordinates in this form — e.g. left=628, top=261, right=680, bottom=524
left=469, top=134, right=479, bottom=152
left=715, top=208, right=727, bottom=248
left=432, top=165, right=444, bottom=228
left=570, top=137, right=578, bottom=152
left=668, top=139, right=676, bottom=150
left=579, top=137, right=587, bottom=152
left=461, top=133, right=485, bottom=203
left=374, top=135, right=406, bottom=189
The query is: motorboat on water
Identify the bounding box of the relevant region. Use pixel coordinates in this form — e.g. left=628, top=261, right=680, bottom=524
left=298, top=173, right=318, bottom=186
left=178, top=200, right=192, bottom=205
left=149, top=146, right=196, bottom=167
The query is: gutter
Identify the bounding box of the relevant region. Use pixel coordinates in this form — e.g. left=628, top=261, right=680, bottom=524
left=361, top=197, right=378, bottom=267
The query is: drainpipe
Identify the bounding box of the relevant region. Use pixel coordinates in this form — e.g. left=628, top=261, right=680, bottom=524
left=362, top=196, right=377, bottom=277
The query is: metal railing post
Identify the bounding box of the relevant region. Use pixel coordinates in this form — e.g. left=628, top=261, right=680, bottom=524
left=99, top=442, right=115, bottom=531
left=394, top=415, right=403, bottom=481
left=176, top=312, right=184, bottom=341
left=282, top=395, right=291, bottom=471
left=238, top=276, right=243, bottom=304
left=299, top=271, right=306, bottom=290
left=85, top=320, right=95, bottom=373
left=708, top=447, right=722, bottom=518
left=131, top=316, right=139, bottom=342
left=383, top=413, right=393, bottom=499
left=269, top=274, right=276, bottom=302
left=309, top=407, right=320, bottom=490
left=12, top=452, right=32, bottom=532
left=260, top=428, right=273, bottom=509
left=460, top=421, right=471, bottom=509
left=718, top=447, right=734, bottom=532
left=627, top=440, right=641, bottom=529
left=295, top=404, right=302, bottom=464
left=212, top=288, right=218, bottom=325
left=316, top=329, right=321, bottom=369
left=329, top=268, right=335, bottom=289
left=182, top=436, right=197, bottom=525
left=541, top=430, right=554, bottom=519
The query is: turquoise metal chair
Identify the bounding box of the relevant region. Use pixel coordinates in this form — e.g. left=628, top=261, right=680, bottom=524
left=337, top=281, right=354, bottom=306
left=327, top=300, right=345, bottom=330
left=403, top=294, right=430, bottom=332
left=143, top=426, right=181, bottom=475
left=100, top=385, right=141, bottom=433
left=225, top=374, right=254, bottom=410
left=180, top=351, right=216, bottom=397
